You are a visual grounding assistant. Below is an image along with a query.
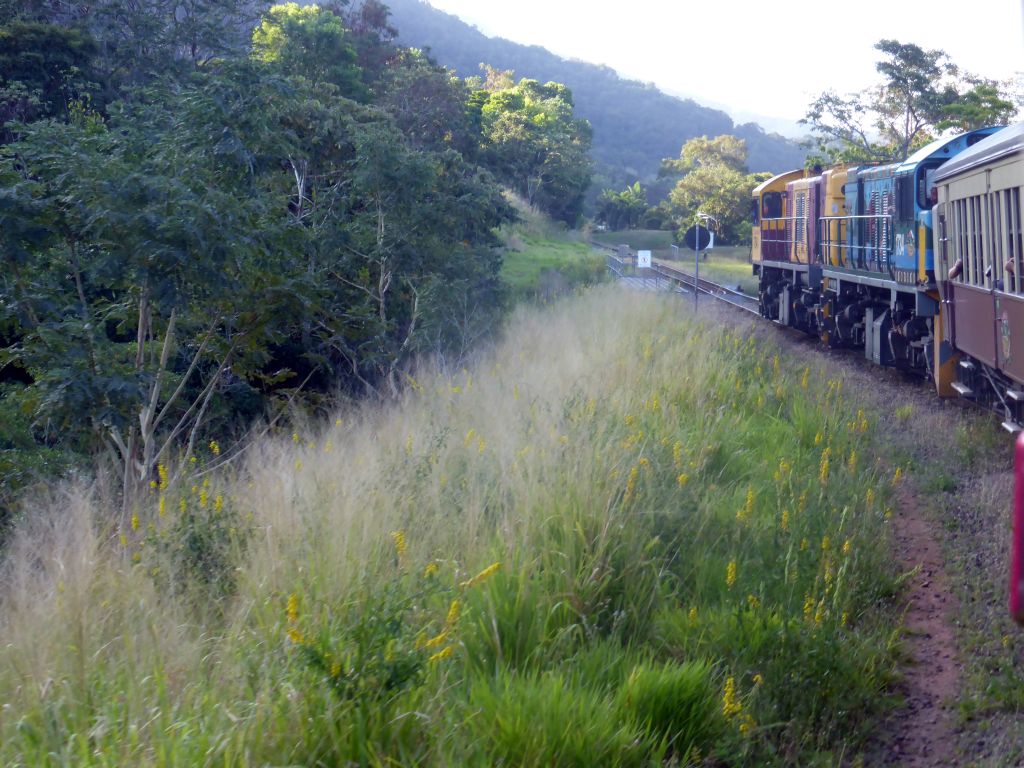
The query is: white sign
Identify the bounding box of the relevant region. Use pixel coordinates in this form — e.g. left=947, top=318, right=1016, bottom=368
left=637, top=250, right=652, bottom=268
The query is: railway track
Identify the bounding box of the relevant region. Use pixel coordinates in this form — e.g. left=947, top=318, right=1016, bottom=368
left=602, top=249, right=760, bottom=316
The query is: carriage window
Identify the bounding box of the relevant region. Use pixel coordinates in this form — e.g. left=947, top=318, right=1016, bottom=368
left=990, top=190, right=1005, bottom=290
left=1009, top=187, right=1023, bottom=294
left=762, top=192, right=782, bottom=219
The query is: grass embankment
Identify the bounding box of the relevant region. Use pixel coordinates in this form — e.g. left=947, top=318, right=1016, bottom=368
left=1, top=287, right=901, bottom=765
left=499, top=198, right=606, bottom=301
left=593, top=229, right=758, bottom=294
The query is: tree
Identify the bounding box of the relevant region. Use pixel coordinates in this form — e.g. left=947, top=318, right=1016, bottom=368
left=0, top=20, right=98, bottom=131
left=477, top=77, right=592, bottom=225
left=803, top=39, right=1018, bottom=164
left=596, top=182, right=647, bottom=231
left=252, top=2, right=366, bottom=99
left=662, top=135, right=768, bottom=245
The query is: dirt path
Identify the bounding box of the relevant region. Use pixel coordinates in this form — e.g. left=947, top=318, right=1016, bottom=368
left=886, top=485, right=961, bottom=766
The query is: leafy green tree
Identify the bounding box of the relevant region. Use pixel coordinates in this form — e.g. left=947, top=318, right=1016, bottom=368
left=661, top=134, right=748, bottom=175
left=662, top=135, right=768, bottom=245
left=0, top=21, right=98, bottom=130
left=376, top=48, right=475, bottom=155
left=477, top=77, right=592, bottom=226
left=252, top=2, right=366, bottom=99
left=596, top=182, right=647, bottom=231
left=803, top=39, right=1018, bottom=163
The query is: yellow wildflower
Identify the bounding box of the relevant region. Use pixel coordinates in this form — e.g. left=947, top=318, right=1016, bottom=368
left=179, top=497, right=187, bottom=514
left=391, top=530, right=407, bottom=560
left=199, top=488, right=207, bottom=509
left=292, top=432, right=299, bottom=443
left=842, top=539, right=852, bottom=556
left=464, top=428, right=476, bottom=447
left=214, top=494, right=224, bottom=513
left=842, top=611, right=849, bottom=627
left=158, top=495, right=166, bottom=517
left=739, top=713, right=756, bottom=736
left=800, top=538, right=809, bottom=552
left=747, top=594, right=760, bottom=610
left=677, top=473, right=690, bottom=489
left=625, top=465, right=640, bottom=502
left=800, top=367, right=810, bottom=389
left=287, top=593, right=299, bottom=624
left=119, top=533, right=128, bottom=548
left=209, top=440, right=220, bottom=456
left=131, top=513, right=140, bottom=532
left=866, top=488, right=875, bottom=507
left=424, top=630, right=449, bottom=649
left=803, top=594, right=814, bottom=619
left=423, top=562, right=439, bottom=578
left=673, top=441, right=684, bottom=468
left=722, top=676, right=742, bottom=717
left=821, top=536, right=830, bottom=551
left=780, top=509, right=790, bottom=532
left=157, top=463, right=169, bottom=491
left=446, top=599, right=461, bottom=626
left=814, top=431, right=823, bottom=446
left=847, top=450, right=857, bottom=471
left=893, top=467, right=903, bottom=485
left=819, top=447, right=831, bottom=484
left=330, top=661, right=342, bottom=678
left=737, top=487, right=754, bottom=523
left=753, top=673, right=764, bottom=686
left=428, top=646, right=454, bottom=663
left=286, top=627, right=304, bottom=644
left=726, top=559, right=737, bottom=589
left=461, top=562, right=501, bottom=588
left=132, top=552, right=141, bottom=563
left=688, top=606, right=698, bottom=623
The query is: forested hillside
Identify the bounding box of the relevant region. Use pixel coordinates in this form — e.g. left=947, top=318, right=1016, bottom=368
left=0, top=0, right=595, bottom=517
left=383, top=0, right=808, bottom=189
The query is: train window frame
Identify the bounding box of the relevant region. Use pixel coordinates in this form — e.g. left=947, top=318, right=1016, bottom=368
left=762, top=192, right=782, bottom=220
left=895, top=174, right=914, bottom=220
left=1003, top=186, right=1019, bottom=294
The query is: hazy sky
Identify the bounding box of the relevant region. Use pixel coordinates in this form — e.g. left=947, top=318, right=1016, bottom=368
left=425, top=0, right=1024, bottom=129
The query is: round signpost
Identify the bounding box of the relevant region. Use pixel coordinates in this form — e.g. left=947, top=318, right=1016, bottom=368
left=683, top=221, right=714, bottom=307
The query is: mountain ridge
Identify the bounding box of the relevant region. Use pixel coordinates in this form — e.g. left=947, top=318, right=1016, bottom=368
left=382, top=0, right=808, bottom=188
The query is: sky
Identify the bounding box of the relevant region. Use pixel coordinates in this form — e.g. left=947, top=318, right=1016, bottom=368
left=424, top=0, right=1024, bottom=133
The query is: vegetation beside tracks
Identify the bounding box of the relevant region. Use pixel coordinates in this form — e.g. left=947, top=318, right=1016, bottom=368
left=0, top=287, right=904, bottom=766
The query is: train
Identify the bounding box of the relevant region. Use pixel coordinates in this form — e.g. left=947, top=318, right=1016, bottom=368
left=751, top=123, right=1024, bottom=430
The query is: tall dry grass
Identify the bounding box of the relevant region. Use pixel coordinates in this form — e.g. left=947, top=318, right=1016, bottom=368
left=0, top=285, right=901, bottom=765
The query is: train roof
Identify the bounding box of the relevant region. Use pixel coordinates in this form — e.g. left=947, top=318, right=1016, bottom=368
left=933, top=123, right=1024, bottom=182
left=751, top=168, right=804, bottom=195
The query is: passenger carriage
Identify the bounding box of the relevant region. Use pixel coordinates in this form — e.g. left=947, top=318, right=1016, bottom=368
left=933, top=123, right=1024, bottom=429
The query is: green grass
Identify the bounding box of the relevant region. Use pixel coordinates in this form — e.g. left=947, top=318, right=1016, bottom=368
left=591, top=229, right=674, bottom=252
left=499, top=196, right=606, bottom=300
left=0, top=287, right=902, bottom=766
left=501, top=233, right=606, bottom=300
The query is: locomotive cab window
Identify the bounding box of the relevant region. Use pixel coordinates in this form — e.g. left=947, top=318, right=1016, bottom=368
left=751, top=199, right=760, bottom=225
left=762, top=192, right=782, bottom=219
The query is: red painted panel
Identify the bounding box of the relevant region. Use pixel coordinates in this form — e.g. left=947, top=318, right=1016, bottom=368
left=995, top=293, right=1024, bottom=386
left=949, top=283, right=997, bottom=367
left=1012, top=432, right=1024, bottom=624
